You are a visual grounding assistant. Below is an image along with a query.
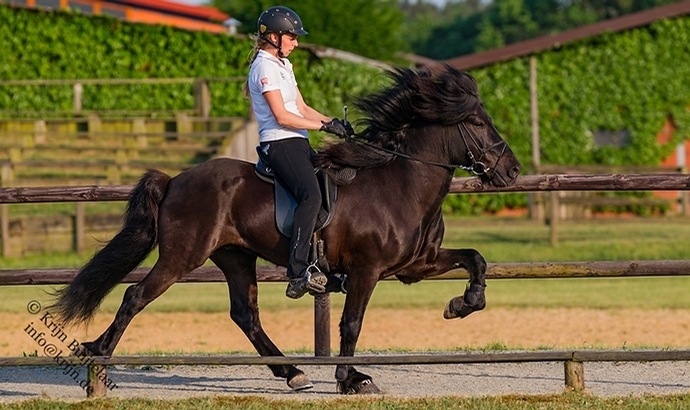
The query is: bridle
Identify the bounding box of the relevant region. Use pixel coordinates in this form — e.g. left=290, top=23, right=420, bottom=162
left=456, top=122, right=507, bottom=176
left=345, top=121, right=507, bottom=177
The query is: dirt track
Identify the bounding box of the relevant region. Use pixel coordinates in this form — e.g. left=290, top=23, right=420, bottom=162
left=5, top=306, right=690, bottom=355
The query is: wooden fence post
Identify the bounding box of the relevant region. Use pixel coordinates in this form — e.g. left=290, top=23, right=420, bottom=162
left=74, top=202, right=85, bottom=254
left=131, top=118, right=148, bottom=148
left=33, top=120, right=47, bottom=145
left=549, top=191, right=559, bottom=247
left=176, top=113, right=192, bottom=136
left=682, top=166, right=689, bottom=217
left=1, top=204, right=8, bottom=257
left=314, top=294, right=331, bottom=357
left=88, top=113, right=101, bottom=139
left=529, top=56, right=543, bottom=221
left=73, top=83, right=83, bottom=114
left=87, top=364, right=108, bottom=398
left=1, top=163, right=13, bottom=187
left=194, top=79, right=211, bottom=118
left=564, top=360, right=584, bottom=391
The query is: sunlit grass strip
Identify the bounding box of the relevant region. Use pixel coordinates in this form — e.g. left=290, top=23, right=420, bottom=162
left=1, top=393, right=690, bottom=409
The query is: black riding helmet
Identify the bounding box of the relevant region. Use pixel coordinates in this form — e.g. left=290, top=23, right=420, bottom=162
left=258, top=6, right=307, bottom=57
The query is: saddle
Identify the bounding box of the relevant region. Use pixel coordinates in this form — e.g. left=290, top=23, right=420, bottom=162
left=254, top=146, right=356, bottom=286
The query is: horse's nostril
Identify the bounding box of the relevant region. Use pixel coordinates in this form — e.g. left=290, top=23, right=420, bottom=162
left=510, top=165, right=522, bottom=178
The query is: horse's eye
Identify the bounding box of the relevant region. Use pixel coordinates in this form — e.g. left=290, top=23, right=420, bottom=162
left=471, top=119, right=485, bottom=127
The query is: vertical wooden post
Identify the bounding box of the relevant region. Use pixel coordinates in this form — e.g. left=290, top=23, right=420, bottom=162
left=314, top=294, right=331, bottom=356
left=1, top=204, right=8, bottom=257
left=550, top=191, right=559, bottom=247
left=87, top=113, right=101, bottom=139
left=132, top=118, right=148, bottom=148
left=87, top=365, right=108, bottom=398
left=1, top=163, right=13, bottom=187
left=194, top=79, right=211, bottom=118
left=564, top=361, right=585, bottom=391
left=73, top=83, right=83, bottom=114
left=75, top=202, right=85, bottom=253
left=680, top=164, right=690, bottom=216
left=33, top=120, right=47, bottom=145
left=529, top=56, right=543, bottom=221
left=176, top=113, right=192, bottom=136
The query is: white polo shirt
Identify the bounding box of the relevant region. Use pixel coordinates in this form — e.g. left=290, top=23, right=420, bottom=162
left=248, top=50, right=308, bottom=143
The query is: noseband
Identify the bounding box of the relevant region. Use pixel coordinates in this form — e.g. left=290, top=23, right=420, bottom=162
left=345, top=121, right=507, bottom=176
left=456, top=122, right=507, bottom=177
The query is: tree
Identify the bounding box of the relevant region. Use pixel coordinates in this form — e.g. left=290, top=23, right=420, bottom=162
left=405, top=0, right=685, bottom=59
left=212, top=0, right=406, bottom=61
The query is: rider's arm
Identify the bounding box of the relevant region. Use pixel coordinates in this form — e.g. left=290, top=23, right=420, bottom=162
left=263, top=90, right=325, bottom=131
left=295, top=88, right=331, bottom=124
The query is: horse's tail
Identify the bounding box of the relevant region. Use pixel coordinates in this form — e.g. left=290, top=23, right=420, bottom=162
left=49, top=169, right=171, bottom=326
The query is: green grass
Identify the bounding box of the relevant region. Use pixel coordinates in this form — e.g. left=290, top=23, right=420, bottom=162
left=442, top=216, right=690, bottom=262
left=4, top=215, right=690, bottom=268
left=1, top=393, right=690, bottom=409
left=5, top=201, right=126, bottom=218
left=3, top=275, right=690, bottom=314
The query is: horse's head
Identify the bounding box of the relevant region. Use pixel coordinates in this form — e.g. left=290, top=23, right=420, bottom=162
left=413, top=65, right=521, bottom=187
left=316, top=65, right=522, bottom=186
left=451, top=100, right=522, bottom=187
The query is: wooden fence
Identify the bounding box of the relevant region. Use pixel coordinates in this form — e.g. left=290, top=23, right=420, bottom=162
left=2, top=173, right=690, bottom=397
left=0, top=77, right=244, bottom=119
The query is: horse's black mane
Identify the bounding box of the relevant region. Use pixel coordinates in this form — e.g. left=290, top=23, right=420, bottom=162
left=314, top=65, right=480, bottom=170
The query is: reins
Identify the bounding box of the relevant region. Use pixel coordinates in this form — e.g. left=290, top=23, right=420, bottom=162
left=343, top=122, right=507, bottom=176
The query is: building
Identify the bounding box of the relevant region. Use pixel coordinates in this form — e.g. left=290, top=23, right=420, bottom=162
left=0, top=0, right=229, bottom=33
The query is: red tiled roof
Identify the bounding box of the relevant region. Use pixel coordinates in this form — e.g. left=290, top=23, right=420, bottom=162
left=111, top=0, right=228, bottom=21
left=431, top=0, right=690, bottom=70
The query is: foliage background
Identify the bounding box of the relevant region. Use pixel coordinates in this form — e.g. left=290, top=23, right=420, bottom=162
left=0, top=5, right=384, bottom=119
left=1, top=5, right=689, bottom=214
left=209, top=0, right=406, bottom=62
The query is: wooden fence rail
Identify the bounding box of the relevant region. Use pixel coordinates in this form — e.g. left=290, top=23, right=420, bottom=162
left=1, top=173, right=690, bottom=203
left=1, top=349, right=689, bottom=396
left=3, top=259, right=690, bottom=286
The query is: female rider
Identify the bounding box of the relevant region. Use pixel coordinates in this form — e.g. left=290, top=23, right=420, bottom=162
left=245, top=6, right=352, bottom=299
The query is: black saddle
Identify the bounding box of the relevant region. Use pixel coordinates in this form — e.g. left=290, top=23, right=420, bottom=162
left=255, top=146, right=347, bottom=238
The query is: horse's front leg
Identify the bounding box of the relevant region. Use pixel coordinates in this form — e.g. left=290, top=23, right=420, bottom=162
left=335, top=271, right=382, bottom=395
left=441, top=248, right=487, bottom=319
left=395, top=248, right=487, bottom=320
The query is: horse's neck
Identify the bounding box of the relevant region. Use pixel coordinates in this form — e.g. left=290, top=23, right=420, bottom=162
left=380, top=148, right=454, bottom=212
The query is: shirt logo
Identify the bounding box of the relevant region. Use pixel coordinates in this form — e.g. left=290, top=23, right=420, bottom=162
left=260, top=77, right=269, bottom=86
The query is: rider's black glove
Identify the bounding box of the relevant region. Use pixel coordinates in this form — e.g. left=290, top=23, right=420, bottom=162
left=320, top=118, right=354, bottom=139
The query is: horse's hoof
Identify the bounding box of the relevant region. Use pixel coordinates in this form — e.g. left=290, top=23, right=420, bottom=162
left=444, top=290, right=486, bottom=320
left=443, top=296, right=464, bottom=319
left=287, top=370, right=314, bottom=391
left=355, top=378, right=381, bottom=394
left=337, top=378, right=381, bottom=395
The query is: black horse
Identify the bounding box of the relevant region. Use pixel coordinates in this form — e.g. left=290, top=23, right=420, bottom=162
left=50, top=66, right=522, bottom=394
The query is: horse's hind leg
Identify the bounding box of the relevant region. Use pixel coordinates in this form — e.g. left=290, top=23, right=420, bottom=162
left=81, top=261, right=192, bottom=356
left=210, top=247, right=313, bottom=391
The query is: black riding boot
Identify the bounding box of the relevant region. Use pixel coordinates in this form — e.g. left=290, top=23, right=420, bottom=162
left=285, top=264, right=328, bottom=299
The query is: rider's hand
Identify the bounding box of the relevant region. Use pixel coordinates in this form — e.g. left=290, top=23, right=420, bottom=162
left=320, top=118, right=353, bottom=139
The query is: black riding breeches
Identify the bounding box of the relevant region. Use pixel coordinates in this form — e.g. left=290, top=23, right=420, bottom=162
left=260, top=138, right=321, bottom=278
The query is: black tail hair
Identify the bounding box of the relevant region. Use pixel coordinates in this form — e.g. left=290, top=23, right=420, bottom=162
left=49, top=169, right=171, bottom=325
